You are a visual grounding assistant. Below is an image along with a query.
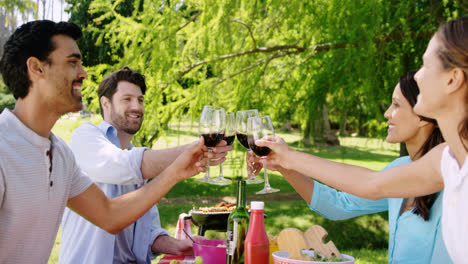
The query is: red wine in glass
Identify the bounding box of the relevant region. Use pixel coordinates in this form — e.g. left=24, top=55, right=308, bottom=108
left=248, top=135, right=271, bottom=156
left=202, top=132, right=225, bottom=147
left=224, top=135, right=236, bottom=146
left=236, top=132, right=250, bottom=149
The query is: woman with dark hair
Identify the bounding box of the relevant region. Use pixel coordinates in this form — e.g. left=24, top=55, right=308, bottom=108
left=252, top=73, right=450, bottom=263
left=255, top=16, right=468, bottom=263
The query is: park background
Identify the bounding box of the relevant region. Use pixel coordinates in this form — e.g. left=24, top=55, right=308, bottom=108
left=1, top=1, right=468, bottom=263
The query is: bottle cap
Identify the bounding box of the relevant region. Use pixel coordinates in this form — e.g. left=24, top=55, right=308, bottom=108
left=250, top=201, right=264, bottom=210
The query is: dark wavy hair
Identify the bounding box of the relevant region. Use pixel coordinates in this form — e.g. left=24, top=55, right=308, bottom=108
left=0, top=20, right=82, bottom=99
left=97, top=67, right=147, bottom=117
left=399, top=72, right=444, bottom=221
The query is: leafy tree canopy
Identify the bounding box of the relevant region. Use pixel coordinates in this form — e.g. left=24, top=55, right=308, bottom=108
left=69, top=0, right=467, bottom=147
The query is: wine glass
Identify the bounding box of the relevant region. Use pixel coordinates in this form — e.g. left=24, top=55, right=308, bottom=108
left=212, top=111, right=235, bottom=186
left=247, top=115, right=280, bottom=194
left=236, top=110, right=264, bottom=184
left=197, top=105, right=226, bottom=183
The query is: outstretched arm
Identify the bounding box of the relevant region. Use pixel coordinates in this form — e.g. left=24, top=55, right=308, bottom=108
left=249, top=153, right=388, bottom=219
left=255, top=136, right=445, bottom=200
left=141, top=140, right=232, bottom=179
left=67, top=139, right=212, bottom=234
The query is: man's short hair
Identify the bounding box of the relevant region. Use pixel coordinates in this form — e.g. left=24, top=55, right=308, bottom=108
left=97, top=67, right=147, bottom=117
left=0, top=20, right=82, bottom=99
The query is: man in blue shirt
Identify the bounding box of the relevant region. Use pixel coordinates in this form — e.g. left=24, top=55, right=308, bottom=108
left=59, top=67, right=229, bottom=263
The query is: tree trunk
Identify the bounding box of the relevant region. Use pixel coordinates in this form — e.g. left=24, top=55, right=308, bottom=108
left=339, top=110, right=347, bottom=136
left=0, top=12, right=7, bottom=57
left=302, top=116, right=312, bottom=146
left=320, top=104, right=340, bottom=146
left=303, top=104, right=340, bottom=146
left=41, top=0, right=46, bottom=19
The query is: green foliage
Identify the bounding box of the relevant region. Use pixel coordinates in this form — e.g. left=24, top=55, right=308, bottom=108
left=0, top=79, right=15, bottom=111
left=69, top=0, right=467, bottom=147
left=365, top=119, right=388, bottom=138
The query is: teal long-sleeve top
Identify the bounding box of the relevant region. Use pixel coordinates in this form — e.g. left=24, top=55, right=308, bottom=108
left=308, top=156, right=452, bottom=264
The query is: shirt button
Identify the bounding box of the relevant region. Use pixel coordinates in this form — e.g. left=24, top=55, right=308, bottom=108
left=50, top=181, right=53, bottom=187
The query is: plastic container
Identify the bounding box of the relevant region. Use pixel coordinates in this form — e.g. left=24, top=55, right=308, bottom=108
left=193, top=239, right=227, bottom=264
left=272, top=250, right=355, bottom=264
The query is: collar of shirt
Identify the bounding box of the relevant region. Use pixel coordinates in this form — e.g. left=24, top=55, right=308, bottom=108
left=1, top=109, right=52, bottom=150
left=97, top=121, right=135, bottom=150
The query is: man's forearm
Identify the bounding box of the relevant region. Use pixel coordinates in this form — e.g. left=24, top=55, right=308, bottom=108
left=152, top=235, right=193, bottom=256
left=67, top=165, right=183, bottom=235
left=141, top=144, right=189, bottom=179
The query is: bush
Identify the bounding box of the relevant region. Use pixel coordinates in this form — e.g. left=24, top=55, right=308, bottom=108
left=365, top=119, right=387, bottom=138
left=0, top=80, right=15, bottom=111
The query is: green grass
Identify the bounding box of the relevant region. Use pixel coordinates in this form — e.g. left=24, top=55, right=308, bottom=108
left=48, top=116, right=395, bottom=263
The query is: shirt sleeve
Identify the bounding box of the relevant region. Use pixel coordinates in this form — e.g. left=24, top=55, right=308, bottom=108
left=309, top=181, right=388, bottom=220
left=148, top=206, right=170, bottom=259
left=308, top=156, right=412, bottom=220
left=70, top=122, right=147, bottom=185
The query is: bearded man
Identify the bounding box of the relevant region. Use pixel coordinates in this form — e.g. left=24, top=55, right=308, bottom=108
left=59, top=67, right=230, bottom=264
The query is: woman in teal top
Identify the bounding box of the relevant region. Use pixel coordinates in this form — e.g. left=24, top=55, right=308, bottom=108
left=252, top=73, right=451, bottom=263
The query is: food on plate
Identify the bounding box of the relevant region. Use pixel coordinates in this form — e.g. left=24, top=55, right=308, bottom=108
left=311, top=252, right=348, bottom=262
left=198, top=201, right=250, bottom=213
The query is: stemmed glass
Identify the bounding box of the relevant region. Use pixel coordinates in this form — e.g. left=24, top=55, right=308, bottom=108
left=247, top=115, right=280, bottom=194
left=197, top=105, right=226, bottom=183
left=236, top=110, right=264, bottom=184
left=212, top=111, right=235, bottom=186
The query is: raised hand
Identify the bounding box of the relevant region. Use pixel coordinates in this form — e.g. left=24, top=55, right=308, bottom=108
left=204, top=139, right=233, bottom=166
left=169, top=137, right=213, bottom=180
left=247, top=151, right=282, bottom=175
left=254, top=135, right=293, bottom=170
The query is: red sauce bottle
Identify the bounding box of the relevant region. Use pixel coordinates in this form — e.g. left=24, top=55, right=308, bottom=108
left=244, top=201, right=269, bottom=264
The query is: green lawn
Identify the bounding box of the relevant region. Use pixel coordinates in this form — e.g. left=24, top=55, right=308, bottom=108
left=48, top=116, right=397, bottom=263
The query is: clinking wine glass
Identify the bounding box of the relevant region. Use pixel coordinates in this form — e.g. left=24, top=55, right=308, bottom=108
left=236, top=110, right=264, bottom=184
left=197, top=105, right=226, bottom=183
left=212, top=111, right=235, bottom=186
left=247, top=115, right=280, bottom=194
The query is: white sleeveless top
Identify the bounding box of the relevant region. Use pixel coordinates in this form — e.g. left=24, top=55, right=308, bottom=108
left=440, top=146, right=468, bottom=263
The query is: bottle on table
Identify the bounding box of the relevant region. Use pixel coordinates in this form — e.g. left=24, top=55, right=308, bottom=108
left=244, top=201, right=269, bottom=264
left=226, top=180, right=249, bottom=264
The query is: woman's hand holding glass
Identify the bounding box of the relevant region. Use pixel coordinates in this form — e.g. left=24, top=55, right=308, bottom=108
left=247, top=115, right=280, bottom=194
left=247, top=135, right=293, bottom=182
left=236, top=109, right=264, bottom=184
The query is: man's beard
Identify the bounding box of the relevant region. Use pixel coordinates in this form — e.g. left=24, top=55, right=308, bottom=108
left=110, top=108, right=143, bottom=135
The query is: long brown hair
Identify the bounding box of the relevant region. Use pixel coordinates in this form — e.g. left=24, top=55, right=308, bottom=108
left=399, top=72, right=444, bottom=221
left=435, top=16, right=468, bottom=151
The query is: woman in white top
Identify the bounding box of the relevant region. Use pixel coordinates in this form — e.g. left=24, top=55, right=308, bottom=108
left=254, top=16, right=468, bottom=263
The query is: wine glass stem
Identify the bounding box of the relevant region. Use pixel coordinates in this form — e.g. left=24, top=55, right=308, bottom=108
left=205, top=148, right=212, bottom=179
left=262, top=157, right=270, bottom=188
left=219, top=163, right=223, bottom=177
left=247, top=150, right=253, bottom=178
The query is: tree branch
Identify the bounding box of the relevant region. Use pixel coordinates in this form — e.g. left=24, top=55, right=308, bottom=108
left=176, top=30, right=433, bottom=81
left=177, top=10, right=202, bottom=32
left=213, top=50, right=297, bottom=85
left=177, top=44, right=305, bottom=79
left=232, top=19, right=257, bottom=49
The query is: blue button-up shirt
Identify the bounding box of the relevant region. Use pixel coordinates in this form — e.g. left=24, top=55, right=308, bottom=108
left=59, top=121, right=169, bottom=264
left=309, top=156, right=452, bottom=264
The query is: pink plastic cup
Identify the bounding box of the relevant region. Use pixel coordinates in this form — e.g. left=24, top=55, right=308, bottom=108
left=193, top=239, right=227, bottom=264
